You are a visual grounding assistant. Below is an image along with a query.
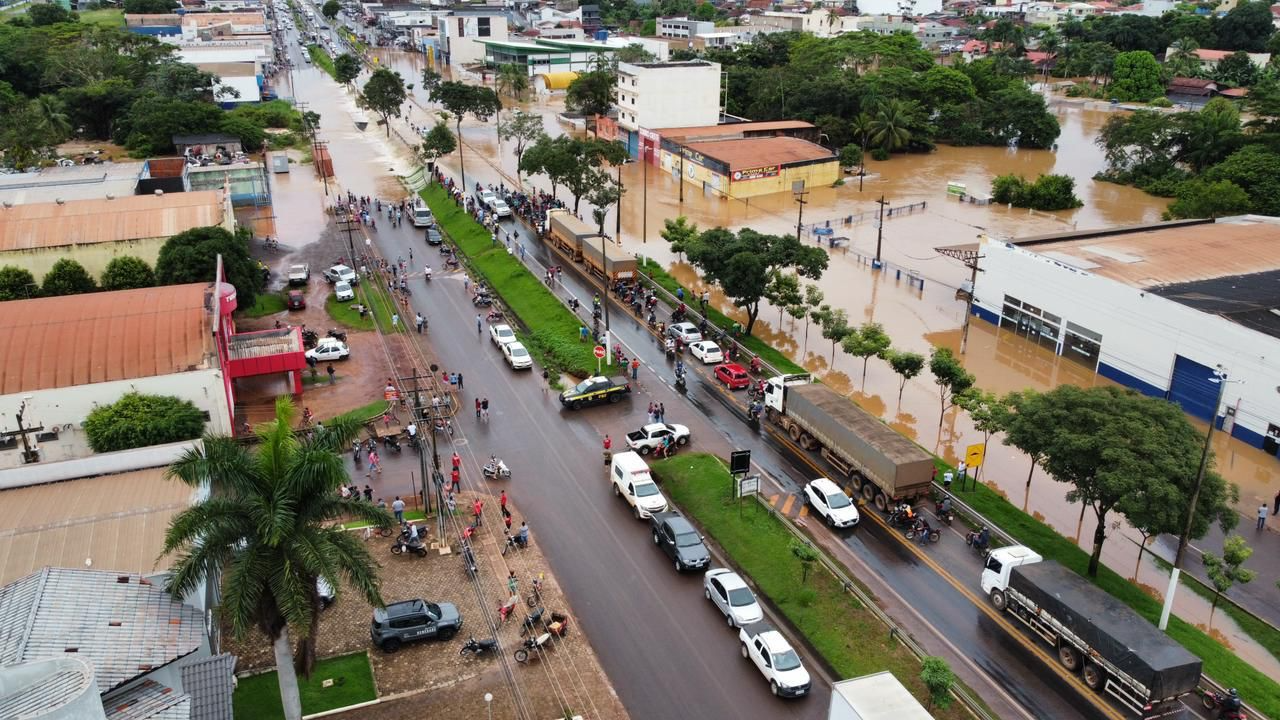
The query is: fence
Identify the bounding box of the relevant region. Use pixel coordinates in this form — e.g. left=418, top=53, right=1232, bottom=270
left=801, top=200, right=928, bottom=240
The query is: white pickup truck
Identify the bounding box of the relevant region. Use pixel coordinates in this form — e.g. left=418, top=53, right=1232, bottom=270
left=609, top=451, right=669, bottom=520
left=625, top=423, right=691, bottom=455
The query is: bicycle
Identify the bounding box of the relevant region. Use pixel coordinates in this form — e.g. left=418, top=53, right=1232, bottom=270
left=525, top=574, right=544, bottom=607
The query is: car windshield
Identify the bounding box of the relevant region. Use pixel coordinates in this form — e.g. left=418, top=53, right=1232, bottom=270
left=728, top=587, right=756, bottom=607
left=424, top=602, right=440, bottom=619
left=827, top=492, right=852, bottom=509
left=675, top=531, right=700, bottom=547
left=572, top=380, right=594, bottom=393
left=634, top=481, right=660, bottom=497
left=773, top=649, right=802, bottom=671
left=510, top=346, right=528, bottom=357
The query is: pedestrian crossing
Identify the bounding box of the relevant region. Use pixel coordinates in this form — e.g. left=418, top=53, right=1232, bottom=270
left=767, top=493, right=810, bottom=519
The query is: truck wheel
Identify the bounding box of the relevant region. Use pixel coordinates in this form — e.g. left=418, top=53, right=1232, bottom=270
left=799, top=434, right=815, bottom=450
left=1081, top=663, right=1104, bottom=690
left=862, top=484, right=876, bottom=503
left=873, top=492, right=888, bottom=512
left=989, top=589, right=1007, bottom=611
left=788, top=425, right=802, bottom=442
left=639, top=446, right=652, bottom=456
left=1058, top=645, right=1081, bottom=672
left=381, top=638, right=401, bottom=653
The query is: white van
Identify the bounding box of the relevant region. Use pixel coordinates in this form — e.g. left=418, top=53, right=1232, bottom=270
left=411, top=203, right=433, bottom=228
left=610, top=451, right=669, bottom=520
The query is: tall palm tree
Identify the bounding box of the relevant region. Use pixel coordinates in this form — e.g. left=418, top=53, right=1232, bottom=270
left=1167, top=37, right=1202, bottom=78
left=30, top=95, right=72, bottom=145
left=849, top=111, right=873, bottom=183
left=161, top=398, right=392, bottom=720
left=497, top=63, right=529, bottom=100
left=869, top=100, right=912, bottom=153
left=1037, top=29, right=1061, bottom=83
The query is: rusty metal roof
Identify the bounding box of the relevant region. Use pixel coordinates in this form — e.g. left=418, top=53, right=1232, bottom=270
left=0, top=283, right=215, bottom=394
left=686, top=136, right=835, bottom=172
left=0, top=191, right=226, bottom=251
left=660, top=120, right=814, bottom=139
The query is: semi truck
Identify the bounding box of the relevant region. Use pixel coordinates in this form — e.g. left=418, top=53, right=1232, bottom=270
left=762, top=374, right=933, bottom=511
left=580, top=235, right=636, bottom=282
left=982, top=546, right=1202, bottom=717
left=546, top=209, right=595, bottom=261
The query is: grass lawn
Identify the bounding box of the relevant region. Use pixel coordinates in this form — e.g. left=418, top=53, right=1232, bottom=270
left=356, top=280, right=403, bottom=335
left=638, top=258, right=806, bottom=375
left=232, top=652, right=374, bottom=719
left=307, top=45, right=337, bottom=79
left=326, top=292, right=376, bottom=331
left=422, top=183, right=597, bottom=378
left=78, top=8, right=124, bottom=26
left=327, top=399, right=390, bottom=425
left=953, top=475, right=1280, bottom=719
left=241, top=292, right=287, bottom=318
left=650, top=453, right=968, bottom=718
left=341, top=509, right=425, bottom=529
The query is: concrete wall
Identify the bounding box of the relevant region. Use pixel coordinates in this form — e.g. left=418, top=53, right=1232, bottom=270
left=0, top=236, right=167, bottom=284
left=0, top=370, right=232, bottom=470
left=971, top=238, right=1280, bottom=449
left=615, top=61, right=720, bottom=131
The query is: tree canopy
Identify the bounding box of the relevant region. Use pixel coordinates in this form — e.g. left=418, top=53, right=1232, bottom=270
left=100, top=256, right=156, bottom=290
left=0, top=265, right=37, bottom=301
left=41, top=258, right=97, bottom=296
left=333, top=54, right=361, bottom=85
left=566, top=53, right=618, bottom=118
left=84, top=392, right=205, bottom=453
left=360, top=68, right=407, bottom=137
left=156, top=226, right=262, bottom=308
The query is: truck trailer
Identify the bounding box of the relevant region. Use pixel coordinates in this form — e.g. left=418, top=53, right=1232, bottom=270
left=981, top=546, right=1202, bottom=717
left=580, top=236, right=636, bottom=282
left=762, top=374, right=933, bottom=510
left=546, top=209, right=595, bottom=261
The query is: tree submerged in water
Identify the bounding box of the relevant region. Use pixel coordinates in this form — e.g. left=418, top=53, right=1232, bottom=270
left=991, top=173, right=1083, bottom=211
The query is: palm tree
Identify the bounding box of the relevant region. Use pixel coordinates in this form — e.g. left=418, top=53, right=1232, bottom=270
left=869, top=100, right=912, bottom=153
left=1167, top=37, right=1202, bottom=78
left=161, top=398, right=392, bottom=720
left=497, top=63, right=529, bottom=100
left=1037, top=29, right=1061, bottom=83
left=30, top=95, right=72, bottom=145
left=849, top=111, right=873, bottom=179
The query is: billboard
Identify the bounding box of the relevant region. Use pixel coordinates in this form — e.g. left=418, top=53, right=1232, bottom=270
left=732, top=165, right=780, bottom=182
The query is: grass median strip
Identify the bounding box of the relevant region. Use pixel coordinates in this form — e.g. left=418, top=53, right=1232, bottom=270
left=326, top=292, right=375, bottom=331
left=232, top=651, right=374, bottom=719
left=421, top=182, right=597, bottom=378
left=307, top=45, right=337, bottom=79
left=651, top=453, right=969, bottom=718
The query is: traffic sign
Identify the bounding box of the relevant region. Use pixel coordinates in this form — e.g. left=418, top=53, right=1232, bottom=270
left=965, top=443, right=986, bottom=468
left=593, top=345, right=606, bottom=358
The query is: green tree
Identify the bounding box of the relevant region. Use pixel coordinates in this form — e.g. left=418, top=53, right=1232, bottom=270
left=1003, top=389, right=1058, bottom=511
left=693, top=1, right=717, bottom=21
left=1214, top=0, right=1274, bottom=52
left=435, top=81, right=502, bottom=190
left=849, top=111, right=873, bottom=174
left=929, top=347, right=974, bottom=431
left=818, top=306, right=851, bottom=364
left=1172, top=97, right=1242, bottom=173
left=838, top=143, right=862, bottom=169
left=1036, top=28, right=1062, bottom=82
left=1121, top=464, right=1193, bottom=580
left=615, top=43, right=656, bottom=63
left=790, top=541, right=819, bottom=584
left=417, top=121, right=456, bottom=165
left=1212, top=50, right=1259, bottom=88
left=799, top=284, right=824, bottom=357
left=558, top=137, right=627, bottom=214
left=1203, top=144, right=1280, bottom=215
left=869, top=99, right=913, bottom=153
left=587, top=172, right=624, bottom=237
left=496, top=63, right=530, bottom=100
left=1164, top=179, right=1251, bottom=219
left=1109, top=50, right=1165, bottom=102
left=991, top=173, right=1083, bottom=211
left=566, top=53, right=618, bottom=118
left=333, top=53, right=361, bottom=85
left=118, top=95, right=222, bottom=155
left=1165, top=37, right=1203, bottom=78
left=676, top=227, right=828, bottom=336
left=763, top=271, right=802, bottom=328
left=360, top=68, right=407, bottom=137
left=518, top=134, right=570, bottom=199
left=641, top=18, right=657, bottom=36
left=0, top=265, right=38, bottom=300
left=41, top=258, right=97, bottom=296
left=83, top=392, right=204, bottom=452
left=28, top=95, right=72, bottom=146
left=421, top=67, right=442, bottom=101
left=920, top=657, right=956, bottom=709
left=660, top=215, right=699, bottom=263
left=161, top=398, right=392, bottom=720
left=1026, top=385, right=1237, bottom=577
left=28, top=3, right=76, bottom=26
left=887, top=350, right=924, bottom=404
left=219, top=115, right=265, bottom=152
left=497, top=110, right=544, bottom=187
left=956, top=389, right=1011, bottom=483
left=1202, top=535, right=1257, bottom=623
left=321, top=0, right=340, bottom=19
left=156, top=226, right=261, bottom=309
left=123, top=0, right=178, bottom=12
left=841, top=322, right=891, bottom=386
left=100, top=256, right=156, bottom=290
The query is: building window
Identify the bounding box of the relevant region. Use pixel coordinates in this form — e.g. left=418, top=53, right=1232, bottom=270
left=1063, top=321, right=1102, bottom=370
left=478, top=17, right=490, bottom=37
left=1000, top=294, right=1061, bottom=353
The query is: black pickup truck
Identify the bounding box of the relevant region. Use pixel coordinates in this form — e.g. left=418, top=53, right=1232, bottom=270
left=559, top=375, right=631, bottom=410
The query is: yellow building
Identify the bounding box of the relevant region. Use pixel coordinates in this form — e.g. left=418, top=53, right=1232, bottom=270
left=0, top=190, right=234, bottom=283
left=657, top=126, right=838, bottom=200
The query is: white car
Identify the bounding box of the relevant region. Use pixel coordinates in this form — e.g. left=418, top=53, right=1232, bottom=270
left=334, top=281, right=354, bottom=302
left=324, top=264, right=358, bottom=285
left=306, top=337, right=350, bottom=362
left=704, top=568, right=763, bottom=628
left=501, top=341, right=532, bottom=370
left=287, top=264, right=310, bottom=285
left=667, top=322, right=702, bottom=344
left=611, top=467, right=669, bottom=520
left=689, top=340, right=723, bottom=364
left=489, top=323, right=516, bottom=346
left=803, top=478, right=859, bottom=529
left=738, top=622, right=812, bottom=698
left=489, top=197, right=512, bottom=218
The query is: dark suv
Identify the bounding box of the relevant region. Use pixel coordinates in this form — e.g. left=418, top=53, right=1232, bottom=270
left=650, top=511, right=710, bottom=572
left=371, top=599, right=462, bottom=652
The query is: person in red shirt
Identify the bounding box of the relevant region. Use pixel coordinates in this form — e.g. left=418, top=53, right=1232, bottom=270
left=602, top=434, right=612, bottom=465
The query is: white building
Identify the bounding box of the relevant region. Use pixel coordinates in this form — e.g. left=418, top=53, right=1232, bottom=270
left=601, top=34, right=671, bottom=60
left=848, top=0, right=942, bottom=16
left=656, top=17, right=715, bottom=39
left=969, top=217, right=1280, bottom=455
left=615, top=60, right=721, bottom=154
left=438, top=9, right=509, bottom=67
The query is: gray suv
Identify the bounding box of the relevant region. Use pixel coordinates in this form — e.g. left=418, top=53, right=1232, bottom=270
left=371, top=599, right=462, bottom=652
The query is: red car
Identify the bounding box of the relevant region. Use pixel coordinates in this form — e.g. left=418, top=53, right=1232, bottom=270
left=714, top=363, right=751, bottom=390
left=287, top=290, right=306, bottom=310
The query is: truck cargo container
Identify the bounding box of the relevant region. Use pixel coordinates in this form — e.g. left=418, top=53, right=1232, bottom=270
left=762, top=374, right=933, bottom=510
left=580, top=236, right=636, bottom=282
left=982, top=546, right=1202, bottom=717
left=546, top=209, right=595, bottom=261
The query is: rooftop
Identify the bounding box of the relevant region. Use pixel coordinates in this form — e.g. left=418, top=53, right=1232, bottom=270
left=0, top=190, right=226, bottom=251
left=686, top=136, right=835, bottom=171
left=0, top=282, right=215, bottom=394
left=0, top=468, right=196, bottom=586
left=1016, top=216, right=1280, bottom=339
left=0, top=566, right=204, bottom=693
left=0, top=162, right=143, bottom=206
left=621, top=60, right=712, bottom=70
left=659, top=119, right=814, bottom=139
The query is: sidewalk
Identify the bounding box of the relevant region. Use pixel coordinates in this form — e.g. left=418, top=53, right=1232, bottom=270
left=1163, top=513, right=1280, bottom=630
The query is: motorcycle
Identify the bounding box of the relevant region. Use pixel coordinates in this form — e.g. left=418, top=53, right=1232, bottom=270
left=965, top=529, right=992, bottom=558
left=445, top=256, right=460, bottom=269
left=423, top=266, right=432, bottom=281
left=390, top=537, right=427, bottom=557
left=486, top=309, right=504, bottom=322
left=905, top=523, right=941, bottom=544
left=328, top=328, right=348, bottom=342
left=513, top=631, right=554, bottom=663
left=749, top=357, right=762, bottom=375
left=1203, top=690, right=1248, bottom=719
left=459, top=636, right=499, bottom=658
left=301, top=329, right=319, bottom=349
left=664, top=341, right=676, bottom=360
left=674, top=369, right=687, bottom=393
left=934, top=500, right=954, bottom=526
left=483, top=455, right=512, bottom=480
left=472, top=294, right=493, bottom=307
left=382, top=434, right=402, bottom=453
left=887, top=506, right=918, bottom=529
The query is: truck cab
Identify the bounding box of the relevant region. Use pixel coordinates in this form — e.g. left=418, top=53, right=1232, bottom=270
left=980, top=545, right=1044, bottom=599
left=761, top=373, right=813, bottom=415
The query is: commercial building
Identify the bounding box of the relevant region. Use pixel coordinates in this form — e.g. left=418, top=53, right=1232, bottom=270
left=854, top=0, right=943, bottom=15
left=657, top=17, right=715, bottom=39
left=969, top=217, right=1280, bottom=455
left=437, top=9, right=510, bottom=68
left=615, top=61, right=721, bottom=155
left=657, top=121, right=837, bottom=199
left=480, top=38, right=618, bottom=79
left=0, top=190, right=233, bottom=283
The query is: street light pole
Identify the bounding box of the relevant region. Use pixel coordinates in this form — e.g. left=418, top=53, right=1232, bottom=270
left=1174, top=366, right=1240, bottom=567
left=642, top=145, right=648, bottom=243
left=874, top=195, right=888, bottom=267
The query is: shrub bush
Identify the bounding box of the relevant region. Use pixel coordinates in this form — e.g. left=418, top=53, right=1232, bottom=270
left=991, top=173, right=1083, bottom=211
left=84, top=392, right=206, bottom=453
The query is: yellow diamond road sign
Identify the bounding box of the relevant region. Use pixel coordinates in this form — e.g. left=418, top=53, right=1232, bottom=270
left=965, top=443, right=985, bottom=468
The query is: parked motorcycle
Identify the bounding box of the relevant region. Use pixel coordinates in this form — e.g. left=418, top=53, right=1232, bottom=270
left=459, top=636, right=499, bottom=658
left=382, top=434, right=402, bottom=453
left=482, top=455, right=512, bottom=480
left=301, top=329, right=319, bottom=348
left=513, top=632, right=553, bottom=663
left=472, top=293, right=493, bottom=307
left=390, top=537, right=427, bottom=557
left=486, top=308, right=504, bottom=322
left=328, top=328, right=347, bottom=342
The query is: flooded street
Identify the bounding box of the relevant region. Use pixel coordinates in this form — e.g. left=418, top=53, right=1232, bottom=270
left=290, top=47, right=1279, bottom=668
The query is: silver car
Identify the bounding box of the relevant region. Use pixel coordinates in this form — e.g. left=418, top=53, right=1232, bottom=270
left=704, top=568, right=763, bottom=628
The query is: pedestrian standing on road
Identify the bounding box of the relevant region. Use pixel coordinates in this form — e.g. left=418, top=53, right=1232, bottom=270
left=631, top=357, right=640, bottom=380
left=391, top=312, right=399, bottom=329
left=473, top=498, right=484, bottom=526
left=415, top=313, right=424, bottom=333
left=451, top=468, right=461, bottom=493
left=457, top=373, right=464, bottom=389
left=327, top=364, right=336, bottom=384
left=519, top=243, right=525, bottom=260
left=446, top=492, right=456, bottom=516
left=542, top=368, right=549, bottom=394
left=500, top=489, right=508, bottom=512
left=507, top=571, right=518, bottom=596
left=1274, top=489, right=1280, bottom=516
left=481, top=398, right=490, bottom=421
left=648, top=402, right=655, bottom=422
left=943, top=469, right=954, bottom=491
left=392, top=496, right=405, bottom=524
left=475, top=398, right=482, bottom=419
left=363, top=485, right=373, bottom=502
left=452, top=452, right=461, bottom=470
left=476, top=313, right=482, bottom=334
left=369, top=449, right=382, bottom=474
left=1259, top=503, right=1269, bottom=530
left=465, top=276, right=471, bottom=292
left=658, top=403, right=666, bottom=423
left=504, top=508, right=513, bottom=531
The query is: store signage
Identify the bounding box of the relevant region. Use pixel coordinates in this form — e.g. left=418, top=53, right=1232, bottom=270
left=732, top=165, right=780, bottom=182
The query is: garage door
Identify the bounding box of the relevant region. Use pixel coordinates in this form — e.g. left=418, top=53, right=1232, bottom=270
left=1168, top=355, right=1219, bottom=421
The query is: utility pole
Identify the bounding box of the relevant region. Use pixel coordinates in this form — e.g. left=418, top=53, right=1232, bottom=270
left=792, top=180, right=808, bottom=243
left=314, top=139, right=331, bottom=196
left=678, top=151, right=684, bottom=204
left=398, top=366, right=454, bottom=539
left=935, top=247, right=984, bottom=355
left=338, top=209, right=361, bottom=267
left=600, top=233, right=612, bottom=364
left=1175, top=366, right=1241, bottom=567
left=641, top=145, right=648, bottom=243
left=2, top=397, right=44, bottom=465
left=874, top=195, right=888, bottom=268
left=615, top=163, right=622, bottom=240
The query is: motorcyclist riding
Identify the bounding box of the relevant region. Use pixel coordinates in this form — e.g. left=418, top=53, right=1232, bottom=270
left=1221, top=689, right=1243, bottom=718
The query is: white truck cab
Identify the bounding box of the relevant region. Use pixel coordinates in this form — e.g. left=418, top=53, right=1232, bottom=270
left=979, top=545, right=1044, bottom=598
left=609, top=451, right=669, bottom=520
left=762, top=373, right=813, bottom=415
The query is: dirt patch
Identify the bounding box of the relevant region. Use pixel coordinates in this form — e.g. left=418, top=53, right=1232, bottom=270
left=226, top=497, right=627, bottom=720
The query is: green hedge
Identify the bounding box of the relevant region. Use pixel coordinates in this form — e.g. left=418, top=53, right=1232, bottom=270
left=421, top=183, right=597, bottom=379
